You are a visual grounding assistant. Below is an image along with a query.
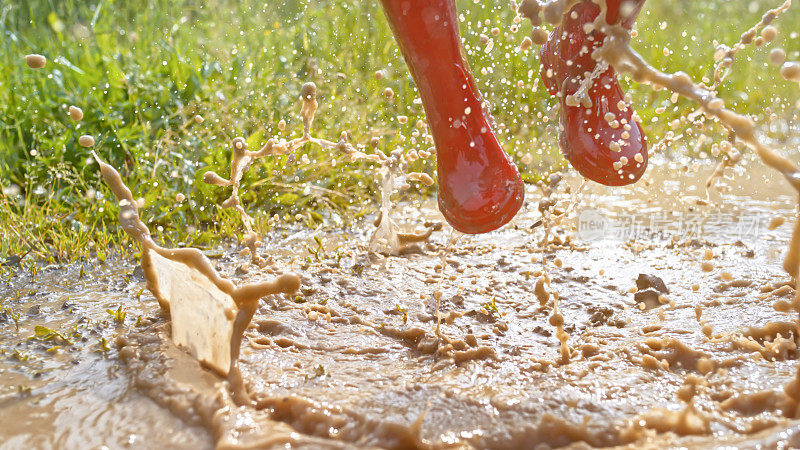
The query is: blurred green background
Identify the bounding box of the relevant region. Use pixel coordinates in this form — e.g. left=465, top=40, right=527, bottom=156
left=0, top=0, right=798, bottom=261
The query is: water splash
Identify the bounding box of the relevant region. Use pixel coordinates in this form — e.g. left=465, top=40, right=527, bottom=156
left=202, top=82, right=437, bottom=260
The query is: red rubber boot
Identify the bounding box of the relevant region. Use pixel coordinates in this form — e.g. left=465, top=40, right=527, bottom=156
left=379, top=0, right=525, bottom=234
left=540, top=0, right=648, bottom=186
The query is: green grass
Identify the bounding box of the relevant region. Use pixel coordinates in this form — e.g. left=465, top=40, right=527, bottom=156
left=1, top=0, right=798, bottom=262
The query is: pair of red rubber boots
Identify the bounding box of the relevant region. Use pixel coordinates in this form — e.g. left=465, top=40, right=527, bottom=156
left=379, top=0, right=647, bottom=234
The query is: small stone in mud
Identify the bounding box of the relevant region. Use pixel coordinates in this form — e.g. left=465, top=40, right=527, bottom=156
left=27, top=305, right=41, bottom=316
left=132, top=264, right=145, bottom=280
left=532, top=325, right=552, bottom=337
left=636, top=274, right=669, bottom=294
left=61, top=300, right=75, bottom=310
left=588, top=306, right=612, bottom=326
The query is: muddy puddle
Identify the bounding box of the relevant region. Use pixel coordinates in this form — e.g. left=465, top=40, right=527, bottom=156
left=3, top=149, right=800, bottom=448
left=0, top=263, right=212, bottom=449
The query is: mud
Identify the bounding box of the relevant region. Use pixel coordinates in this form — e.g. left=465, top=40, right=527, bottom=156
left=0, top=263, right=212, bottom=449
left=4, top=156, right=800, bottom=448
left=214, top=159, right=800, bottom=449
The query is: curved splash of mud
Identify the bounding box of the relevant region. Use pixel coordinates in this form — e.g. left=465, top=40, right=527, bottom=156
left=94, top=152, right=299, bottom=379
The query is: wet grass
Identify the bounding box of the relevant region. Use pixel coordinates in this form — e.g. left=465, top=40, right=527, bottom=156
left=1, top=0, right=798, bottom=262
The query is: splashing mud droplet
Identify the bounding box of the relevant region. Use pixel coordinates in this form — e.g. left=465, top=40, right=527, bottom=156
left=68, top=106, right=83, bottom=121
left=78, top=135, right=95, bottom=147
left=25, top=53, right=46, bottom=69
left=92, top=152, right=299, bottom=379
left=780, top=61, right=800, bottom=82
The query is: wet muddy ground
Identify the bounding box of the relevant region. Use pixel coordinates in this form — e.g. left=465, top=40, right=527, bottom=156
left=0, top=263, right=212, bottom=449
left=3, top=153, right=800, bottom=449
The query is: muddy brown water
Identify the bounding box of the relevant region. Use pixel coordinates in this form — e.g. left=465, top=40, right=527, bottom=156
left=0, top=264, right=212, bottom=449
left=3, top=153, right=800, bottom=448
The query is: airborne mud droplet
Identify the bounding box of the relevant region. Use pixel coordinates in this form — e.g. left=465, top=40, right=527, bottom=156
left=78, top=135, right=95, bottom=147
left=68, top=106, right=83, bottom=121
left=25, top=53, right=47, bottom=69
